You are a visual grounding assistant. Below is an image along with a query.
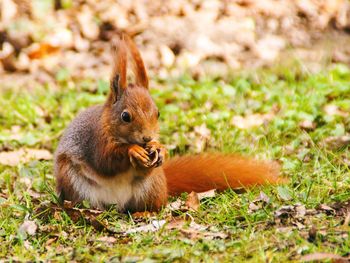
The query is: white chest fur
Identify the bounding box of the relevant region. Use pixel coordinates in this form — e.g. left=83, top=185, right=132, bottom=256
left=69, top=164, right=150, bottom=209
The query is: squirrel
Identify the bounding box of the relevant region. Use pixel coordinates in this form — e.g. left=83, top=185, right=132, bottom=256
left=54, top=34, right=285, bottom=212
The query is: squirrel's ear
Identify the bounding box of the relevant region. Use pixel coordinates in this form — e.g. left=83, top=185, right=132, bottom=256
left=124, top=34, right=149, bottom=89
left=110, top=36, right=128, bottom=102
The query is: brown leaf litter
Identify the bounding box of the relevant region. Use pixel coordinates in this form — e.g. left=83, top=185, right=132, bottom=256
left=18, top=220, right=38, bottom=238
left=300, top=252, right=349, bottom=262
left=2, top=0, right=350, bottom=87
left=0, top=148, right=52, bottom=166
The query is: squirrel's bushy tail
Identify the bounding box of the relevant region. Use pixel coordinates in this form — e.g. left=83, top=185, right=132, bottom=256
left=163, top=154, right=285, bottom=196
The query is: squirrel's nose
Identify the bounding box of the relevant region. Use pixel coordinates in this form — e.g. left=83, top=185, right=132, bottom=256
left=143, top=136, right=152, bottom=143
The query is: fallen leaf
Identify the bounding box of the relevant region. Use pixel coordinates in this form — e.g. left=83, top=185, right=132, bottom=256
left=46, top=28, right=74, bottom=49
left=255, top=35, right=286, bottom=62
left=343, top=212, right=350, bottom=226
left=318, top=204, right=335, bottom=215
left=277, top=186, right=292, bottom=201
left=159, top=45, right=175, bottom=67
left=45, top=237, right=58, bottom=246
left=322, top=135, right=350, bottom=150
left=299, top=120, right=316, bottom=131
left=231, top=113, right=274, bottom=129
left=185, top=192, right=200, bottom=211
left=27, top=43, right=59, bottom=60
left=1, top=0, right=17, bottom=23
left=274, top=205, right=295, bottom=218
left=77, top=5, right=99, bottom=40
left=176, top=51, right=201, bottom=68
left=197, top=189, right=216, bottom=200
left=0, top=148, right=52, bottom=166
left=258, top=191, right=270, bottom=203
left=166, top=199, right=185, bottom=211
left=23, top=240, right=32, bottom=250
left=19, top=220, right=37, bottom=236
left=324, top=104, right=349, bottom=117
left=132, top=211, right=156, bottom=219
left=194, top=123, right=211, bottom=138
left=126, top=220, right=166, bottom=234
left=63, top=200, right=74, bottom=209
left=96, top=236, right=117, bottom=244
left=249, top=191, right=271, bottom=213
left=300, top=252, right=348, bottom=262
left=167, top=218, right=228, bottom=240
left=248, top=202, right=260, bottom=212
left=295, top=204, right=306, bottom=218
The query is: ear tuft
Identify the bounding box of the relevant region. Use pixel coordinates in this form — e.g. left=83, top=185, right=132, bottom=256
left=110, top=35, right=127, bottom=102
left=123, top=34, right=149, bottom=89
left=111, top=74, right=120, bottom=99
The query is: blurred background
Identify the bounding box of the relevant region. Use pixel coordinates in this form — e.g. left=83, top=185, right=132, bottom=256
left=1, top=0, right=350, bottom=89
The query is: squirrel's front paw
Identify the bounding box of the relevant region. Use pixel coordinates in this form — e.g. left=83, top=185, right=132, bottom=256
left=145, top=141, right=167, bottom=167
left=128, top=144, right=151, bottom=168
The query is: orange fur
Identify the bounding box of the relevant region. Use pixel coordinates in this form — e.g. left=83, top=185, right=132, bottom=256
left=163, top=154, right=285, bottom=196
left=124, top=34, right=149, bottom=89
left=55, top=154, right=82, bottom=203
left=111, top=36, right=127, bottom=90
left=55, top=33, right=287, bottom=212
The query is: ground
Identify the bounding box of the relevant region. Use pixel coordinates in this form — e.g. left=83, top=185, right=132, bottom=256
left=0, top=64, right=349, bottom=262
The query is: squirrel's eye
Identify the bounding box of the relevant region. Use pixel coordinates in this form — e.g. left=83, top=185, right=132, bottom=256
left=121, top=111, right=131, bottom=123
left=157, top=111, right=160, bottom=119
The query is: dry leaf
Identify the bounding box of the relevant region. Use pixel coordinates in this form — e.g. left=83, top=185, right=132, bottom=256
left=159, top=45, right=175, bottom=67
left=343, top=212, right=350, bottom=226
left=0, top=42, right=14, bottom=59
left=295, top=205, right=306, bottom=218
left=126, top=220, right=166, bottom=234
left=194, top=124, right=211, bottom=138
left=299, top=120, right=316, bottom=131
left=248, top=202, right=260, bottom=212
left=166, top=199, right=184, bottom=211
left=322, top=135, right=350, bottom=150
left=23, top=240, right=33, bottom=250
left=324, top=104, right=349, bottom=117
left=197, top=189, right=216, bottom=200
left=132, top=211, right=156, bottom=219
left=167, top=218, right=228, bottom=240
left=19, top=220, right=37, bottom=236
left=45, top=237, right=58, bottom=246
left=62, top=200, right=103, bottom=223
left=258, top=191, right=270, bottom=203
left=46, top=28, right=74, bottom=49
left=1, top=0, right=17, bottom=23
left=0, top=148, right=52, bottom=166
left=249, top=191, right=271, bottom=213
left=77, top=5, right=99, bottom=40
left=274, top=204, right=307, bottom=218
left=318, top=204, right=335, bottom=214
left=27, top=43, right=59, bottom=60
left=185, top=192, right=200, bottom=211
left=255, top=35, right=286, bottom=62
left=231, top=113, right=273, bottom=129
left=97, top=236, right=117, bottom=244
left=176, top=51, right=201, bottom=68
left=300, top=252, right=348, bottom=262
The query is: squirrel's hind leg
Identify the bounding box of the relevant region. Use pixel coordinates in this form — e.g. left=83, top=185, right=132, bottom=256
left=55, top=154, right=83, bottom=205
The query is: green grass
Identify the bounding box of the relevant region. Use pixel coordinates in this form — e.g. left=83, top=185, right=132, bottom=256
left=0, top=64, right=350, bottom=262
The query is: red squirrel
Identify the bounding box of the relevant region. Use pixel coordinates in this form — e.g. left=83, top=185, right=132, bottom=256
left=54, top=34, right=284, bottom=212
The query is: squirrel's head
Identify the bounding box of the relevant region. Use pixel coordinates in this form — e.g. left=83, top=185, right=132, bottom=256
left=103, top=34, right=159, bottom=145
